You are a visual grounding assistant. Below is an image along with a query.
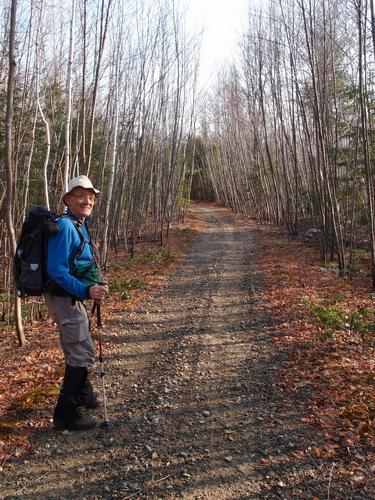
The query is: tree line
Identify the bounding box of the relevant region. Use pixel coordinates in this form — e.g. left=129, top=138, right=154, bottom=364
left=197, top=0, right=375, bottom=289
left=0, top=0, right=200, bottom=344
left=3, top=0, right=375, bottom=346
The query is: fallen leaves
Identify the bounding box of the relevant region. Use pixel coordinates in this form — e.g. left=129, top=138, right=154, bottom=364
left=0, top=218, right=200, bottom=463
left=255, top=226, right=375, bottom=482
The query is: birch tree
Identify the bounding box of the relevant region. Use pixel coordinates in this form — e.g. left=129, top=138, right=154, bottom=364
left=35, top=0, right=51, bottom=209
left=64, top=0, right=76, bottom=192
left=3, top=0, right=25, bottom=346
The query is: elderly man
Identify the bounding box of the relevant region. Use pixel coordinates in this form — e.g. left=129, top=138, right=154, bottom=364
left=45, top=175, right=108, bottom=431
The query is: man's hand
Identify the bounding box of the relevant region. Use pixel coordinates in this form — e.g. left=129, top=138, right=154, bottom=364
left=89, top=283, right=108, bottom=301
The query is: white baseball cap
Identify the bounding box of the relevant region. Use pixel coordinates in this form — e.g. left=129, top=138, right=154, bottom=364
left=63, top=175, right=100, bottom=198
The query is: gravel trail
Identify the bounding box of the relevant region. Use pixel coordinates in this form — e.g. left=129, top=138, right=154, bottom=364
left=0, top=205, right=353, bottom=499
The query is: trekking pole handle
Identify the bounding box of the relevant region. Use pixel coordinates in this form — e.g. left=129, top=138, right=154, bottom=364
left=95, top=281, right=108, bottom=328
left=94, top=281, right=108, bottom=300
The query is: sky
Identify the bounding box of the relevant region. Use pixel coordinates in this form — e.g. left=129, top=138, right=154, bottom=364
left=185, top=0, right=255, bottom=89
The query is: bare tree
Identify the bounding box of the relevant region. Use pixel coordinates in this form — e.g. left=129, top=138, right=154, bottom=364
left=35, top=0, right=51, bottom=209
left=84, top=0, right=113, bottom=176
left=357, top=0, right=375, bottom=289
left=3, top=0, right=25, bottom=346
left=64, top=0, right=76, bottom=192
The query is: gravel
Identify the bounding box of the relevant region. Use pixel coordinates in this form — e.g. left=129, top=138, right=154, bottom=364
left=0, top=205, right=370, bottom=499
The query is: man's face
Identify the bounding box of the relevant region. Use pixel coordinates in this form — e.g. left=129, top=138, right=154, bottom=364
left=65, top=187, right=96, bottom=220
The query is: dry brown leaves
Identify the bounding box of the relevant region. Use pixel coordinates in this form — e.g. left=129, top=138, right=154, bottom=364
left=255, top=226, right=375, bottom=483
left=0, top=216, right=201, bottom=464
left=2, top=207, right=374, bottom=488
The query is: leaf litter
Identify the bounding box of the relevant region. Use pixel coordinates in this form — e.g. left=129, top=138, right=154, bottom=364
left=0, top=204, right=374, bottom=497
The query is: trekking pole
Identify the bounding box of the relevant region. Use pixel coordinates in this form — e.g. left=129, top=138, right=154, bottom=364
left=94, top=280, right=113, bottom=430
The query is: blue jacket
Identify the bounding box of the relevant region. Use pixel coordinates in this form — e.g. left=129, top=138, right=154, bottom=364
left=47, top=210, right=94, bottom=300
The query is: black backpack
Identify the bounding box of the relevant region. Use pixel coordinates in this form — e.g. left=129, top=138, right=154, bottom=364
left=13, top=206, right=87, bottom=297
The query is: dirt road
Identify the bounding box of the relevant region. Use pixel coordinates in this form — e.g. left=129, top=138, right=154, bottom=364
left=0, top=205, right=350, bottom=499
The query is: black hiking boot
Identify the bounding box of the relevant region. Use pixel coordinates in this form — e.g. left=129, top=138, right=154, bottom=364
left=53, top=412, right=97, bottom=431
left=76, top=368, right=103, bottom=409
left=84, top=392, right=103, bottom=409
left=53, top=365, right=97, bottom=431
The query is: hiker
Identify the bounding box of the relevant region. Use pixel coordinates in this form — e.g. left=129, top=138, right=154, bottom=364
left=44, top=175, right=108, bottom=431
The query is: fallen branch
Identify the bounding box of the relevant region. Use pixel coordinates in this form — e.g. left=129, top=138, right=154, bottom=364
left=327, top=461, right=336, bottom=500
left=123, top=466, right=188, bottom=499
left=14, top=471, right=50, bottom=494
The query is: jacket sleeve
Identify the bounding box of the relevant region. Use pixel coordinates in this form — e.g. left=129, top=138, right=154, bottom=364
left=47, top=219, right=91, bottom=300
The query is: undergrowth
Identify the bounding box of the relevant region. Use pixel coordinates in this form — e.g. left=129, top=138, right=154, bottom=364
left=109, top=276, right=148, bottom=299
left=301, top=294, right=375, bottom=341
left=132, top=246, right=176, bottom=266
left=108, top=246, right=176, bottom=299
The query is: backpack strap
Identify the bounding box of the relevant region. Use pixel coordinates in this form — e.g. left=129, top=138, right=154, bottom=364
left=48, top=215, right=97, bottom=301
left=81, top=219, right=100, bottom=263
left=59, top=214, right=94, bottom=268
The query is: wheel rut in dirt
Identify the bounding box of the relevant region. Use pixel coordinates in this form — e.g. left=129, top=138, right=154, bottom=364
left=0, top=205, right=333, bottom=499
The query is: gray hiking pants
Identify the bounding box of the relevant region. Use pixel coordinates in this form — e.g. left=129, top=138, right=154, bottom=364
left=44, top=293, right=95, bottom=367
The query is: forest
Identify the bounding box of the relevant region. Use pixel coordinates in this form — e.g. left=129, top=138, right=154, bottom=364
left=2, top=0, right=375, bottom=340
left=195, top=0, right=375, bottom=283
left=0, top=0, right=374, bottom=497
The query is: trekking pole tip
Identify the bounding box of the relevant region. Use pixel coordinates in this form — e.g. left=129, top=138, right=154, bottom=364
left=99, top=420, right=113, bottom=430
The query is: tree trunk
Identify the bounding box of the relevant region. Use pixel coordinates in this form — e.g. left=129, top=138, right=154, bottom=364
left=35, top=0, right=50, bottom=209
left=3, top=0, right=25, bottom=346
left=84, top=0, right=112, bottom=176
left=102, top=48, right=120, bottom=268
left=64, top=0, right=76, bottom=193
